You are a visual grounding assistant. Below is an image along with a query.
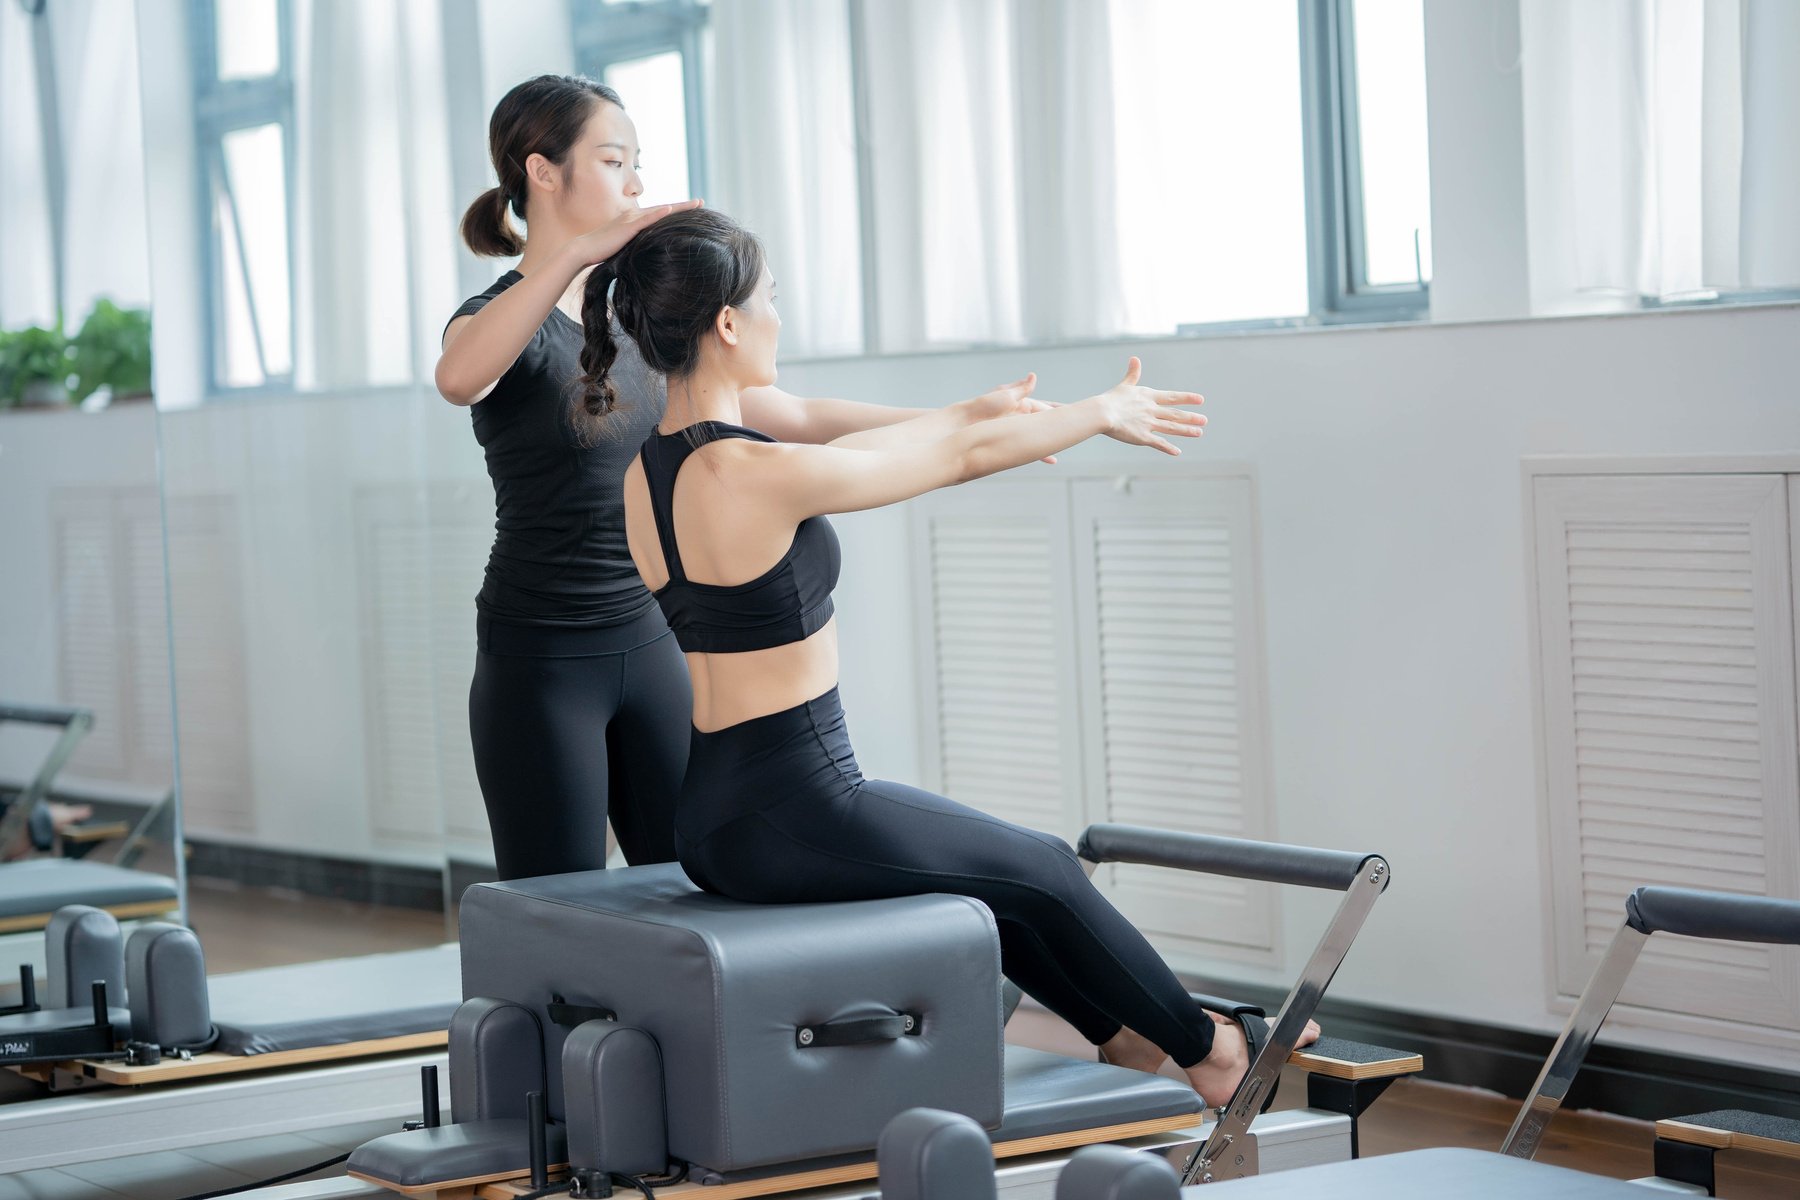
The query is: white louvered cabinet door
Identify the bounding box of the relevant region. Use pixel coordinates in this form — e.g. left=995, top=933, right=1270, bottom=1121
left=909, top=481, right=1086, bottom=841
left=1534, top=474, right=1800, bottom=1030
left=52, top=491, right=131, bottom=777
left=163, top=495, right=255, bottom=835
left=428, top=485, right=496, bottom=850
left=1072, top=477, right=1278, bottom=967
left=356, top=487, right=447, bottom=851
left=123, top=500, right=176, bottom=782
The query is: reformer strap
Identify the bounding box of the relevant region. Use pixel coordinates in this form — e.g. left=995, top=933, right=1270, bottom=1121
left=796, top=1013, right=921, bottom=1048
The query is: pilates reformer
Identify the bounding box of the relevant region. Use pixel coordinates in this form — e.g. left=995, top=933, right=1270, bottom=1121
left=340, top=823, right=1423, bottom=1199
left=868, top=883, right=1800, bottom=1198
left=0, top=702, right=183, bottom=1023
left=0, top=905, right=461, bottom=1173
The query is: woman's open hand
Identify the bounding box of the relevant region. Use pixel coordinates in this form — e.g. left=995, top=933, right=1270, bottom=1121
left=567, top=199, right=705, bottom=267
left=1096, top=358, right=1205, bottom=455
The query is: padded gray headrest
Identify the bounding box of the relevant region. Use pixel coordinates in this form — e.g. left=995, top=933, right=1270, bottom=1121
left=45, top=904, right=125, bottom=1009
left=878, top=1108, right=995, bottom=1200
left=563, top=1020, right=667, bottom=1178
left=1055, top=1146, right=1180, bottom=1200
left=125, top=922, right=212, bottom=1050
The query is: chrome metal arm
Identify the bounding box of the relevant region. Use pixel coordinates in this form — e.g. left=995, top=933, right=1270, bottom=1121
left=1500, top=923, right=1648, bottom=1160
left=1183, top=855, right=1390, bottom=1184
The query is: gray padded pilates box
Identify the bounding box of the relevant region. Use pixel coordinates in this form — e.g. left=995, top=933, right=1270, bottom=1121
left=459, top=865, right=1005, bottom=1172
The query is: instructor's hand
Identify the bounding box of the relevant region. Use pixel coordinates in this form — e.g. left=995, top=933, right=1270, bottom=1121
left=567, top=199, right=705, bottom=267
left=1097, top=358, right=1205, bottom=456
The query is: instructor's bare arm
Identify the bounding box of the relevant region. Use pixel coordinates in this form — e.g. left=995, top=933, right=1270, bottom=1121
left=436, top=200, right=703, bottom=406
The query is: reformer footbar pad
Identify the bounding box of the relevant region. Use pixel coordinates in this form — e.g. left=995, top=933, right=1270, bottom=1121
left=349, top=1119, right=569, bottom=1190
left=459, top=863, right=1004, bottom=1173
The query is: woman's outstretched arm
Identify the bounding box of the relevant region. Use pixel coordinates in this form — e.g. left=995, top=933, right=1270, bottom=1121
left=740, top=375, right=1044, bottom=445
left=742, top=359, right=1203, bottom=523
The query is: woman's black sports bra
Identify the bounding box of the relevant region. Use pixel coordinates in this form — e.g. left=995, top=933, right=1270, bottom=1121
left=639, top=421, right=841, bottom=653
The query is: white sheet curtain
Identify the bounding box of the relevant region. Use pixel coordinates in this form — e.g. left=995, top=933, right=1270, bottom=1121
left=1521, top=0, right=1800, bottom=312
left=290, top=0, right=459, bottom=390
left=0, top=0, right=150, bottom=331
left=709, top=0, right=1126, bottom=356
left=708, top=0, right=865, bottom=359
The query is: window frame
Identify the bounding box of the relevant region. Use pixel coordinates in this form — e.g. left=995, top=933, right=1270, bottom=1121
left=569, top=0, right=711, bottom=205
left=1298, top=0, right=1430, bottom=324
left=190, top=0, right=298, bottom=397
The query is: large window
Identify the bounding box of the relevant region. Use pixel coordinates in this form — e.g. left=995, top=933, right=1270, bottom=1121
left=1111, top=1, right=1312, bottom=335
left=183, top=0, right=1434, bottom=381
left=1300, top=0, right=1432, bottom=325
left=191, top=0, right=295, bottom=392
left=570, top=0, right=710, bottom=207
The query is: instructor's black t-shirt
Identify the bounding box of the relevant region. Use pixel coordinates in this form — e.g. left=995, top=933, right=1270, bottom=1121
left=452, top=271, right=666, bottom=628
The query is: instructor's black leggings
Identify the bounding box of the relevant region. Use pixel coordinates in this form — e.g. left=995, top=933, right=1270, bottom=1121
left=676, top=688, right=1216, bottom=1067
left=469, top=607, right=691, bottom=878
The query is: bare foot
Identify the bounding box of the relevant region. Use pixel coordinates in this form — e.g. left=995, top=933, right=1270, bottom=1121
left=1184, top=1012, right=1325, bottom=1106
left=1183, top=1017, right=1248, bottom=1106
left=1097, top=1026, right=1166, bottom=1073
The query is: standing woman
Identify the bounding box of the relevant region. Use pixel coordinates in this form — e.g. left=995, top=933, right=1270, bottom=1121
left=439, top=76, right=1031, bottom=878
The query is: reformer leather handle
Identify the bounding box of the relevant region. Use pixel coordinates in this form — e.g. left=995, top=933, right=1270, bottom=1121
left=1077, top=823, right=1386, bottom=893
left=1625, top=886, right=1800, bottom=946
left=796, top=1012, right=920, bottom=1048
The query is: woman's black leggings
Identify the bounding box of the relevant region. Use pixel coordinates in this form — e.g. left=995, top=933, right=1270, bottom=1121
left=469, top=607, right=691, bottom=878
left=676, top=688, right=1216, bottom=1067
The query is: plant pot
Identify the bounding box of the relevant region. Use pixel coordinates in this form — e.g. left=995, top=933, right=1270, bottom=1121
left=19, top=380, right=69, bottom=408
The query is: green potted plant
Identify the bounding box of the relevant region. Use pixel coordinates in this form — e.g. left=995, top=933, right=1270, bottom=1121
left=70, top=299, right=153, bottom=404
left=0, top=321, right=72, bottom=409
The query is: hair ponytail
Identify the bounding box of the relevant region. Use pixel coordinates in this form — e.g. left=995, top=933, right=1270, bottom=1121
left=463, top=75, right=624, bottom=259
left=575, top=263, right=622, bottom=431
left=461, top=186, right=525, bottom=258
left=570, top=211, right=764, bottom=446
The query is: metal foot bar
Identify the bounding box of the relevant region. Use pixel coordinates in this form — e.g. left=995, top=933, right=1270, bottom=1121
left=0, top=704, right=95, bottom=853
left=1074, top=825, right=1392, bottom=1186
left=1500, top=923, right=1647, bottom=1160
left=1502, top=885, right=1800, bottom=1162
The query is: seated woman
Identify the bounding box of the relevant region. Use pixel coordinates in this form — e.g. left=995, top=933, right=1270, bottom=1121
left=577, top=209, right=1317, bottom=1106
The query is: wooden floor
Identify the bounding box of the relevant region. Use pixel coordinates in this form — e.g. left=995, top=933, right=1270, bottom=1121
left=187, top=876, right=450, bottom=972
left=4, top=885, right=1794, bottom=1197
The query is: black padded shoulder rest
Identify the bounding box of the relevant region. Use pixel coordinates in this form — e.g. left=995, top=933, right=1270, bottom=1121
left=1625, top=887, right=1800, bottom=946
left=1077, top=824, right=1386, bottom=893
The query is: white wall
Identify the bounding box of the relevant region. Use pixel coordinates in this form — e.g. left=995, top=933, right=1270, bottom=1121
left=780, top=300, right=1800, bottom=1069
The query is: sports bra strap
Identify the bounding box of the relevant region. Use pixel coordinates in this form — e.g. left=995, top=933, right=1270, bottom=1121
left=639, top=422, right=774, bottom=588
